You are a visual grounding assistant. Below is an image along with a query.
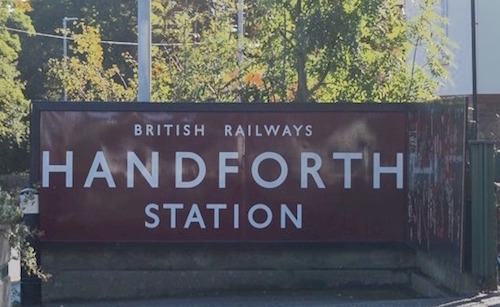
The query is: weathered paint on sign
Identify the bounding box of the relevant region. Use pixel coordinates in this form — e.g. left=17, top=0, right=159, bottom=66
left=407, top=102, right=466, bottom=269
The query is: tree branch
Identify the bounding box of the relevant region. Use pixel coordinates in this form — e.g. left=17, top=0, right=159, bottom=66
left=310, top=60, right=332, bottom=95
left=404, top=37, right=421, bottom=102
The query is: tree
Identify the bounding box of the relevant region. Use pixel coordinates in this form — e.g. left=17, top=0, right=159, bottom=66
left=0, top=0, right=48, bottom=283
left=40, top=0, right=452, bottom=104
left=151, top=0, right=241, bottom=102
left=45, top=23, right=137, bottom=101
left=0, top=187, right=49, bottom=281
left=246, top=0, right=452, bottom=102
left=0, top=0, right=33, bottom=173
left=18, top=0, right=137, bottom=101
left=403, top=0, right=453, bottom=102
left=42, top=0, right=244, bottom=103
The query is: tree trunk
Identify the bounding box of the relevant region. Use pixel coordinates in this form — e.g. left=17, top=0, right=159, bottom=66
left=293, top=0, right=310, bottom=103
left=295, top=50, right=309, bottom=102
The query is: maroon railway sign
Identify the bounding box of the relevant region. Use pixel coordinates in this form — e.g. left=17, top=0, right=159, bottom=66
left=32, top=103, right=407, bottom=242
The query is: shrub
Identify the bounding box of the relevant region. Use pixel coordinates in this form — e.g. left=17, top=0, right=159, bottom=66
left=0, top=188, right=49, bottom=281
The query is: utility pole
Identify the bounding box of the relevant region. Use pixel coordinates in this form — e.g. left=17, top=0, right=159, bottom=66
left=237, top=0, right=244, bottom=67
left=62, top=17, right=77, bottom=101
left=237, top=0, right=244, bottom=102
left=471, top=0, right=478, bottom=139
left=138, top=0, right=151, bottom=102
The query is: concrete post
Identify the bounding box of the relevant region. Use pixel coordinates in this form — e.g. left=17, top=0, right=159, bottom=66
left=138, top=0, right=151, bottom=102
left=0, top=225, right=11, bottom=307
left=20, top=188, right=41, bottom=305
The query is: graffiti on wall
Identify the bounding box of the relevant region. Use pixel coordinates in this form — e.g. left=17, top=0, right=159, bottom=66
left=407, top=101, right=466, bottom=267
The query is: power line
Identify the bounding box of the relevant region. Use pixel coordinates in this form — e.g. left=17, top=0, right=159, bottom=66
left=0, top=25, right=190, bottom=47
left=0, top=25, right=136, bottom=45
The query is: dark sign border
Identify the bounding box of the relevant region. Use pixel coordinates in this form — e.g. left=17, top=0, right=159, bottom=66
left=31, top=101, right=415, bottom=244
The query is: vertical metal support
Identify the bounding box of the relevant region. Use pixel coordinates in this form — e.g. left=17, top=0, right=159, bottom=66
left=236, top=0, right=244, bottom=103
left=20, top=188, right=41, bottom=305
left=281, top=8, right=287, bottom=102
left=62, top=17, right=77, bottom=102
left=471, top=0, right=478, bottom=139
left=469, top=141, right=497, bottom=289
left=237, top=0, right=244, bottom=67
left=138, top=0, right=151, bottom=102
left=63, top=19, right=68, bottom=59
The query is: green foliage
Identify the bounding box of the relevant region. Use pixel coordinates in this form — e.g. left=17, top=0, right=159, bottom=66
left=45, top=23, right=137, bottom=101
left=404, top=0, right=454, bottom=102
left=0, top=0, right=32, bottom=139
left=19, top=0, right=137, bottom=101
left=0, top=0, right=33, bottom=174
left=0, top=139, right=29, bottom=174
left=151, top=0, right=240, bottom=102
left=38, top=0, right=452, bottom=103
left=248, top=0, right=452, bottom=102
left=0, top=187, right=49, bottom=281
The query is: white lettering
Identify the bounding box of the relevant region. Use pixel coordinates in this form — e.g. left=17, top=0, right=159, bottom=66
left=142, top=203, right=303, bottom=230
left=305, top=125, right=313, bottom=136
left=164, top=124, right=173, bottom=135
left=373, top=153, right=404, bottom=189
left=248, top=204, right=273, bottom=229
left=133, top=124, right=205, bottom=136
left=175, top=152, right=206, bottom=188
left=280, top=204, right=302, bottom=229
left=224, top=124, right=313, bottom=137
left=134, top=124, right=142, bottom=136
left=184, top=204, right=206, bottom=229
left=234, top=203, right=240, bottom=229
left=194, top=124, right=205, bottom=136
left=255, top=125, right=262, bottom=136
left=301, top=152, right=325, bottom=188
left=293, top=124, right=303, bottom=136
left=84, top=151, right=116, bottom=188
left=235, top=125, right=245, bottom=136
left=264, top=125, right=279, bottom=136
left=146, top=124, right=153, bottom=136
left=127, top=152, right=159, bottom=188
left=225, top=124, right=232, bottom=136
left=163, top=203, right=184, bottom=228
left=252, top=152, right=288, bottom=188
left=42, top=151, right=73, bottom=188
left=219, top=152, right=239, bottom=188
left=333, top=152, right=363, bottom=189
left=145, top=203, right=160, bottom=229
left=206, top=203, right=227, bottom=229
left=183, top=125, right=190, bottom=136
left=282, top=125, right=292, bottom=136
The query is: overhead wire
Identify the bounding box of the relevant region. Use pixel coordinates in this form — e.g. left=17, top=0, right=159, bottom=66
left=0, top=25, right=188, bottom=47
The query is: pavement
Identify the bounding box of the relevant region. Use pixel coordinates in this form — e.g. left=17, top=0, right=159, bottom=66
left=37, top=289, right=500, bottom=307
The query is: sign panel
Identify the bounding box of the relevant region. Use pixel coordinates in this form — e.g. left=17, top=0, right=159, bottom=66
left=407, top=101, right=466, bottom=269
left=34, top=103, right=407, bottom=242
